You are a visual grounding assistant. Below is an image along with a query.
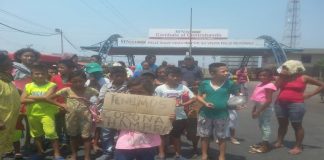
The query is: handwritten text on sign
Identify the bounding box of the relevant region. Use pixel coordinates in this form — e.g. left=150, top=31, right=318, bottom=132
left=101, top=93, right=176, bottom=134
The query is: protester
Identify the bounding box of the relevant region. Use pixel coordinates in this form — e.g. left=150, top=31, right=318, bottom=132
left=84, top=62, right=110, bottom=153
left=50, top=59, right=75, bottom=148
left=155, top=66, right=196, bottom=159
left=236, top=66, right=249, bottom=96
left=102, top=63, right=110, bottom=79
left=133, top=61, right=151, bottom=78
left=180, top=56, right=203, bottom=152
left=13, top=48, right=40, bottom=82
left=48, top=65, right=58, bottom=80
left=48, top=70, right=99, bottom=160
left=180, top=56, right=203, bottom=91
left=20, top=64, right=63, bottom=160
left=0, top=52, right=21, bottom=157
left=224, top=73, right=241, bottom=146
left=249, top=69, right=277, bottom=153
left=90, top=55, right=102, bottom=64
left=114, top=78, right=162, bottom=160
left=114, top=61, right=134, bottom=79
left=161, top=60, right=168, bottom=67
left=154, top=66, right=167, bottom=86
left=85, top=62, right=110, bottom=90
left=96, top=66, right=128, bottom=160
left=197, top=63, right=239, bottom=160
left=140, top=70, right=156, bottom=83
left=274, top=60, right=324, bottom=155
left=135, top=55, right=158, bottom=73
left=12, top=48, right=41, bottom=155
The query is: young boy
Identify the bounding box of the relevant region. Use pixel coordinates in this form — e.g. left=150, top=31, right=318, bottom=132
left=197, top=63, right=239, bottom=160
left=96, top=66, right=128, bottom=160
left=155, top=66, right=196, bottom=159
left=20, top=64, right=63, bottom=160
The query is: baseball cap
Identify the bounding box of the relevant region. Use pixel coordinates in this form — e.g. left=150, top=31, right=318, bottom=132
left=85, top=62, right=103, bottom=73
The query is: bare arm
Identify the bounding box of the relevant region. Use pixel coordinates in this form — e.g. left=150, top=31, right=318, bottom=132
left=252, top=89, right=274, bottom=118
left=303, top=75, right=324, bottom=99
left=197, top=94, right=214, bottom=108
left=46, top=93, right=66, bottom=108
left=181, top=97, right=196, bottom=106
left=28, top=86, right=57, bottom=101
left=21, top=88, right=35, bottom=104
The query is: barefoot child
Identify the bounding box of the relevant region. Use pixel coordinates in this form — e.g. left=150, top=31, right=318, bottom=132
left=114, top=78, right=163, bottom=160
left=197, top=63, right=239, bottom=160
left=20, top=64, right=63, bottom=159
left=96, top=66, right=128, bottom=160
left=155, top=66, right=196, bottom=159
left=249, top=69, right=277, bottom=153
left=48, top=70, right=98, bottom=160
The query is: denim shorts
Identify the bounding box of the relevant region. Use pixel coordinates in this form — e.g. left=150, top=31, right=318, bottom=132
left=275, top=102, right=306, bottom=123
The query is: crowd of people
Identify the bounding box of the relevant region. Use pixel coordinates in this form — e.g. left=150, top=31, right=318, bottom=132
left=0, top=48, right=324, bottom=160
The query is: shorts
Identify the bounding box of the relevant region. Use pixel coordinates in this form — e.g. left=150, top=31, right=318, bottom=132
left=186, top=118, right=198, bottom=140
left=27, top=114, right=58, bottom=139
left=65, top=106, right=92, bottom=138
left=169, top=119, right=186, bottom=138
left=197, top=115, right=229, bottom=139
left=275, top=102, right=306, bottom=123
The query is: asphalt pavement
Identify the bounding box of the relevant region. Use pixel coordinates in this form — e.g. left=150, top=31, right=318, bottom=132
left=3, top=82, right=324, bottom=160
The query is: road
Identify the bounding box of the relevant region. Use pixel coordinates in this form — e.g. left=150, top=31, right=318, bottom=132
left=3, top=82, right=324, bottom=160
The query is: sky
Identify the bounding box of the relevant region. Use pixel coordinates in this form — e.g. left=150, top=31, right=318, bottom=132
left=0, top=0, right=323, bottom=65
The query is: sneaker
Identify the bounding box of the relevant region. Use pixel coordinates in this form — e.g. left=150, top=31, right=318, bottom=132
left=96, top=154, right=113, bottom=160
left=230, top=138, right=240, bottom=145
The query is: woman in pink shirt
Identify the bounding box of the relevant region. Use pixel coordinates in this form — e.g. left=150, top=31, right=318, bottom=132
left=114, top=78, right=162, bottom=160
left=274, top=60, right=324, bottom=155
left=249, top=69, right=277, bottom=153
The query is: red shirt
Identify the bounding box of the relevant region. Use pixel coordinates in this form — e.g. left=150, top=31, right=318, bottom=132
left=277, top=75, right=306, bottom=103
left=50, top=74, right=72, bottom=103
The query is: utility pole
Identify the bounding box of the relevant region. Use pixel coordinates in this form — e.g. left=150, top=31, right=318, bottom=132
left=189, top=8, right=192, bottom=56
left=55, top=28, right=64, bottom=54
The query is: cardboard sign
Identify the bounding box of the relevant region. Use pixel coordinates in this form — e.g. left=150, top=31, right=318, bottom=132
left=100, top=93, right=176, bottom=134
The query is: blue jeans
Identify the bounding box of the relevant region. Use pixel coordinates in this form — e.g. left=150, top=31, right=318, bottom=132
left=256, top=103, right=273, bottom=141
left=114, top=147, right=157, bottom=160
left=101, top=128, right=117, bottom=155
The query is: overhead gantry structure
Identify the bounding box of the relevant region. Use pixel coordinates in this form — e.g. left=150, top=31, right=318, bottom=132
left=81, top=34, right=297, bottom=67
